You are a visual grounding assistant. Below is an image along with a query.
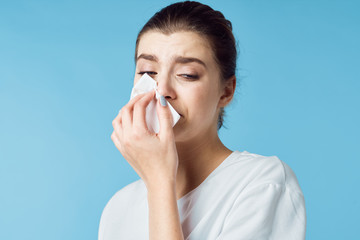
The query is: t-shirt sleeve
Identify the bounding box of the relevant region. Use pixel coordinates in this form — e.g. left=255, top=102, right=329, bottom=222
left=216, top=183, right=306, bottom=240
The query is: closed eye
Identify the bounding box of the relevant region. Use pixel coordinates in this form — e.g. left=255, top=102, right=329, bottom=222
left=178, top=74, right=199, bottom=80
left=138, top=71, right=157, bottom=76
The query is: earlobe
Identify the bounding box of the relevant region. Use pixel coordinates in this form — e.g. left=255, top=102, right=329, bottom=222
left=219, top=75, right=236, bottom=107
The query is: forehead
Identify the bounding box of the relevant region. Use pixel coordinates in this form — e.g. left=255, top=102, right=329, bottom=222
left=137, top=31, right=215, bottom=64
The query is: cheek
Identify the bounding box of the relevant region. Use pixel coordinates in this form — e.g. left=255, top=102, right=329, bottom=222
left=184, top=84, right=219, bottom=119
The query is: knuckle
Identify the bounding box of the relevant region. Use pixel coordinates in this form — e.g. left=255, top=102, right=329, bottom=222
left=136, top=99, right=147, bottom=109
left=110, top=132, right=114, bottom=139
left=132, top=129, right=143, bottom=141
left=123, top=138, right=131, bottom=148
left=122, top=106, right=129, bottom=113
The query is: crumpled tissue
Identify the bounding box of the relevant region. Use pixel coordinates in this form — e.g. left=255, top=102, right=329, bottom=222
left=130, top=73, right=180, bottom=133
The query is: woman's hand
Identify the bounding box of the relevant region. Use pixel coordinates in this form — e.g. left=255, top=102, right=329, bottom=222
left=111, top=90, right=179, bottom=190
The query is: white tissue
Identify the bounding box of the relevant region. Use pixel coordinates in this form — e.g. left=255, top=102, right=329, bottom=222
left=130, top=73, right=180, bottom=133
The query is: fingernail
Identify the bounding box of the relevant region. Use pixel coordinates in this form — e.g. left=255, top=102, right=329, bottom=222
left=160, top=95, right=167, bottom=106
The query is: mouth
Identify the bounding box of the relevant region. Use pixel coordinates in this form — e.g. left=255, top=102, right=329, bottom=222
left=168, top=103, right=182, bottom=117
left=176, top=113, right=183, bottom=119
left=176, top=112, right=184, bottom=119
left=171, top=107, right=182, bottom=117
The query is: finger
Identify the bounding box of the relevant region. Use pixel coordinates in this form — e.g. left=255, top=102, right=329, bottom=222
left=111, top=131, right=140, bottom=178
left=127, top=92, right=150, bottom=109
left=133, top=90, right=155, bottom=130
left=111, top=131, right=123, bottom=153
left=121, top=105, right=133, bottom=131
left=156, top=95, right=174, bottom=139
left=121, top=92, right=149, bottom=130
left=112, top=109, right=123, bottom=133
left=112, top=115, right=124, bottom=144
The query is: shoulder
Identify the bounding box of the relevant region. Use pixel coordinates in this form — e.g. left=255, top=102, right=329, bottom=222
left=98, top=179, right=147, bottom=239
left=219, top=152, right=306, bottom=238
left=105, top=179, right=146, bottom=209
left=113, top=178, right=146, bottom=199
left=228, top=151, right=303, bottom=194
left=99, top=179, right=146, bottom=222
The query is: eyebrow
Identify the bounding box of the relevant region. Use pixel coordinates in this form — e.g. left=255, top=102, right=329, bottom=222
left=175, top=56, right=206, bottom=68
left=136, top=54, right=207, bottom=68
left=137, top=54, right=158, bottom=62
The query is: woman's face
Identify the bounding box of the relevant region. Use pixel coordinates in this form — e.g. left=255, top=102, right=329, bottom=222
left=135, top=31, right=225, bottom=143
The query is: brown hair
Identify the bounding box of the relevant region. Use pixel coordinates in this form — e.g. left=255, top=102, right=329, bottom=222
left=135, top=1, right=237, bottom=130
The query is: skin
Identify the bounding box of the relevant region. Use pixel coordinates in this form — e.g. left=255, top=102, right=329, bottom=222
left=111, top=31, right=236, bottom=239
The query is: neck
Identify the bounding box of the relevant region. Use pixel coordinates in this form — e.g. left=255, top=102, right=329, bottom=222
left=175, top=131, right=225, bottom=163
left=174, top=128, right=232, bottom=199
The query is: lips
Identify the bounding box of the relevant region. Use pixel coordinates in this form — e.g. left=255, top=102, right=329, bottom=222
left=176, top=111, right=183, bottom=117
left=175, top=111, right=183, bottom=118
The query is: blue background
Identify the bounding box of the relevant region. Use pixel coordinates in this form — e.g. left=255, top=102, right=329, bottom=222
left=1, top=0, right=359, bottom=239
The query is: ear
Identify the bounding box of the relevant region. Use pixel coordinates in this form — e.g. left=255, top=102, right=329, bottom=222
left=218, top=75, right=236, bottom=108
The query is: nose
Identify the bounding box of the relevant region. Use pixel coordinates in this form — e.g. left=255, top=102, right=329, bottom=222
left=156, top=74, right=176, bottom=100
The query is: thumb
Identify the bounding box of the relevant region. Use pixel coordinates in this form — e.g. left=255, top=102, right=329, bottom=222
left=156, top=95, right=174, bottom=139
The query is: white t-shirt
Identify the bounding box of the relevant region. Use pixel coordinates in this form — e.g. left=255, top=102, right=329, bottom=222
left=98, top=150, right=306, bottom=240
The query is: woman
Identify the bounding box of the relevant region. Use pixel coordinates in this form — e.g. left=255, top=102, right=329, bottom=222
left=99, top=1, right=306, bottom=239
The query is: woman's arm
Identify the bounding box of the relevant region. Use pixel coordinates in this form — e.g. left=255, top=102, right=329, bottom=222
left=111, top=90, right=184, bottom=239
left=147, top=180, right=184, bottom=240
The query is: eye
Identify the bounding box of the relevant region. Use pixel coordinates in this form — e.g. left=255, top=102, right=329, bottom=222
left=178, top=74, right=199, bottom=80
left=137, top=71, right=157, bottom=76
